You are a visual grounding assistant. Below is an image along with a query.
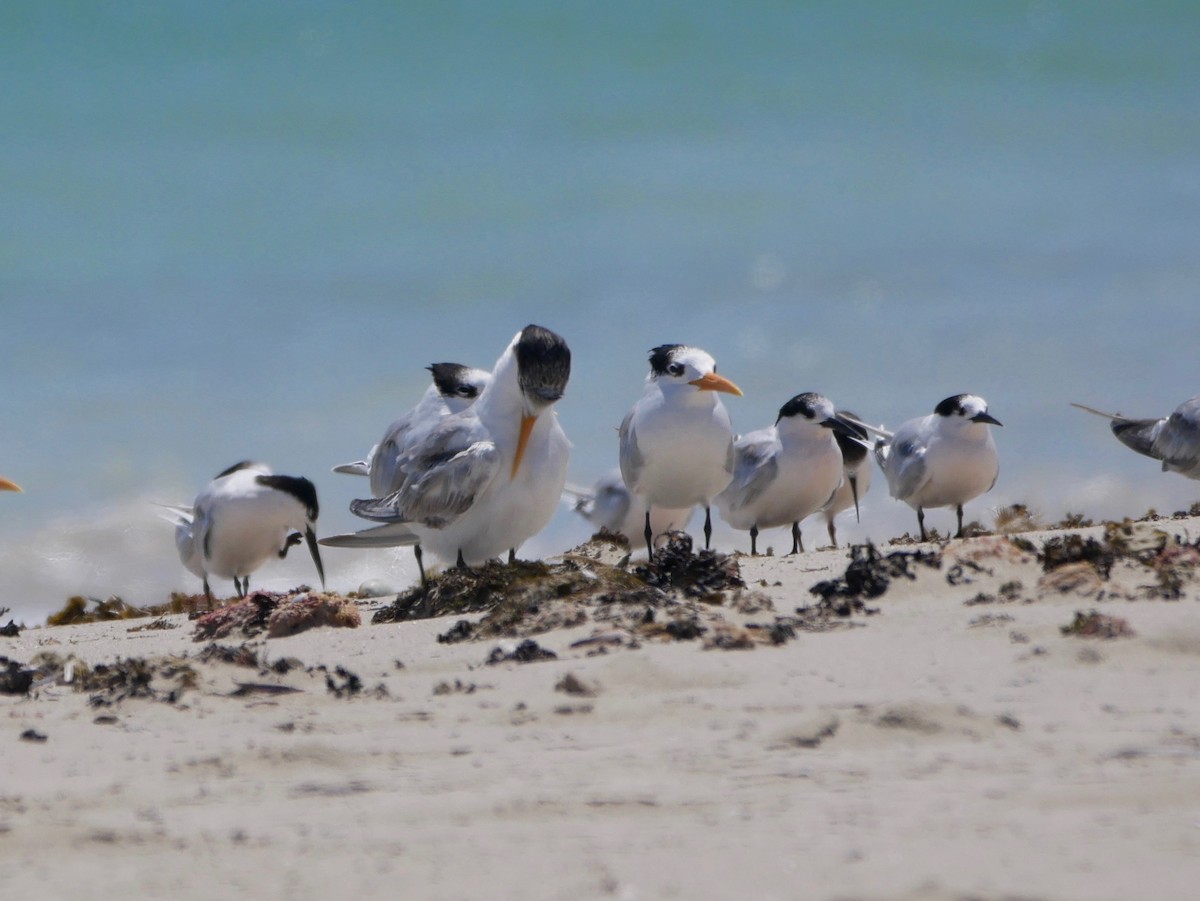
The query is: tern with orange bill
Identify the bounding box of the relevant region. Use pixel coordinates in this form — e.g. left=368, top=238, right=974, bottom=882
left=345, top=324, right=571, bottom=569
left=619, top=344, right=742, bottom=560
left=0, top=477, right=20, bottom=493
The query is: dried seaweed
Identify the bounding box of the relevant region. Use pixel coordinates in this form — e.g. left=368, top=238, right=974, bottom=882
left=633, top=533, right=744, bottom=599
left=46, top=595, right=149, bottom=626
left=191, top=590, right=360, bottom=641
left=486, top=639, right=558, bottom=664
left=0, top=657, right=35, bottom=695
left=810, top=543, right=942, bottom=604
left=1061, top=610, right=1135, bottom=639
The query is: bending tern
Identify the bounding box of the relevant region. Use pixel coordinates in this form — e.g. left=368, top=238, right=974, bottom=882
left=1072, top=396, right=1200, bottom=481
left=716, top=393, right=861, bottom=555
left=564, top=467, right=693, bottom=548
left=348, top=324, right=571, bottom=568
left=328, top=362, right=490, bottom=582
left=180, top=461, right=326, bottom=601
left=619, top=344, right=742, bottom=560
left=874, top=394, right=1002, bottom=541
left=819, top=409, right=873, bottom=548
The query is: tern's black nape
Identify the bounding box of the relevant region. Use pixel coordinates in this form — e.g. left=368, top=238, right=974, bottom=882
left=776, top=392, right=825, bottom=422
left=648, top=344, right=688, bottom=376
left=515, top=324, right=571, bottom=404
left=428, top=362, right=479, bottom=399
left=257, top=474, right=320, bottom=521
left=214, top=460, right=259, bottom=479
left=934, top=394, right=973, bottom=417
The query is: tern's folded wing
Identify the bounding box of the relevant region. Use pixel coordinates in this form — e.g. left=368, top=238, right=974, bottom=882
left=1154, top=403, right=1200, bottom=473
left=885, top=438, right=929, bottom=502
left=618, top=410, right=644, bottom=493
left=723, top=435, right=778, bottom=512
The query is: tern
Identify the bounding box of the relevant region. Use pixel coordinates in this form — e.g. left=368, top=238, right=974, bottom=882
left=1072, top=396, right=1200, bottom=480
left=818, top=409, right=873, bottom=548
left=179, top=461, right=326, bottom=601
left=564, top=467, right=693, bottom=548
left=332, top=363, right=491, bottom=489
left=347, top=324, right=571, bottom=568
left=716, top=393, right=860, bottom=555
left=874, top=394, right=1002, bottom=541
left=329, top=362, right=490, bottom=582
left=619, top=344, right=742, bottom=560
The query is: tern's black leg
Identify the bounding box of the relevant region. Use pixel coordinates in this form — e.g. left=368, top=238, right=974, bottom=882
left=455, top=549, right=467, bottom=570
left=703, top=507, right=713, bottom=551
left=203, top=578, right=213, bottom=605
left=413, top=544, right=427, bottom=587
left=917, top=508, right=927, bottom=542
left=791, top=522, right=803, bottom=555
left=827, top=519, right=837, bottom=548
left=644, top=509, right=654, bottom=563
left=955, top=504, right=965, bottom=539
left=750, top=525, right=758, bottom=556
left=508, top=548, right=516, bottom=565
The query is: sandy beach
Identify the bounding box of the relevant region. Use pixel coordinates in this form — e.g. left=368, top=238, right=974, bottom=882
left=5, top=516, right=1200, bottom=900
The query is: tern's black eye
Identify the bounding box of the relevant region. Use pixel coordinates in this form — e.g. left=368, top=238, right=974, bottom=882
left=668, top=363, right=685, bottom=376
left=457, top=386, right=477, bottom=398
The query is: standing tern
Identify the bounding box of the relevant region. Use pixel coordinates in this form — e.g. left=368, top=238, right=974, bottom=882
left=716, top=393, right=860, bottom=555
left=181, top=461, right=326, bottom=601
left=1072, top=396, right=1200, bottom=480
left=818, top=409, right=873, bottom=548
left=347, top=324, right=571, bottom=568
left=619, top=344, right=742, bottom=560
left=329, top=362, right=490, bottom=582
left=564, top=467, right=693, bottom=549
left=875, top=394, right=1002, bottom=541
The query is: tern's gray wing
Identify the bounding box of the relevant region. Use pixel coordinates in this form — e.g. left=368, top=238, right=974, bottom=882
left=1110, top=417, right=1166, bottom=460
left=618, top=410, right=643, bottom=494
left=723, top=434, right=779, bottom=513
left=1151, top=398, right=1200, bottom=474
left=352, top=418, right=501, bottom=529
left=883, top=435, right=929, bottom=502
left=369, top=412, right=417, bottom=497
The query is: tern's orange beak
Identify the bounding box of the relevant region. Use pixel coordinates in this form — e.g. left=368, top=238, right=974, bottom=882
left=0, top=477, right=21, bottom=492
left=512, top=413, right=538, bottom=478
left=688, top=373, right=743, bottom=396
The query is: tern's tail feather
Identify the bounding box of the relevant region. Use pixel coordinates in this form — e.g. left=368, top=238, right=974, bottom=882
left=155, top=502, right=194, bottom=527
left=561, top=483, right=595, bottom=514
left=332, top=460, right=371, bottom=476
left=840, top=413, right=893, bottom=440
left=1069, top=401, right=1126, bottom=422
left=318, top=522, right=421, bottom=549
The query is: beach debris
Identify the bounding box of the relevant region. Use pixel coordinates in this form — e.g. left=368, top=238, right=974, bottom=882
left=1, top=619, right=21, bottom=637
left=555, top=672, right=599, bottom=696
left=46, top=595, right=150, bottom=626
left=810, top=542, right=942, bottom=605
left=437, top=619, right=477, bottom=644
left=702, top=623, right=756, bottom=650
left=0, top=657, right=35, bottom=694
left=1038, top=561, right=1105, bottom=596
left=769, top=712, right=840, bottom=750
left=229, top=682, right=302, bottom=698
left=433, top=679, right=482, bottom=695
left=994, top=503, right=1041, bottom=534
left=486, top=639, right=557, bottom=665
left=197, top=643, right=260, bottom=667
left=19, top=728, right=47, bottom=743
left=633, top=533, right=744, bottom=599
left=1061, top=610, right=1136, bottom=639
left=127, top=617, right=177, bottom=633
left=322, top=665, right=363, bottom=697
left=191, top=590, right=360, bottom=641
left=1040, top=535, right=1116, bottom=578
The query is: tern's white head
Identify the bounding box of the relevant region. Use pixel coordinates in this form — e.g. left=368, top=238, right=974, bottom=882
left=647, top=344, right=743, bottom=397
left=933, top=394, right=1003, bottom=429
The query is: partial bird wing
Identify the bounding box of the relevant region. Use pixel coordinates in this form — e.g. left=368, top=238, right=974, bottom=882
left=351, top=418, right=501, bottom=529
left=882, top=435, right=929, bottom=502
left=1153, top=404, right=1200, bottom=473
left=723, top=434, right=779, bottom=513
left=319, top=522, right=421, bottom=548
left=618, top=409, right=644, bottom=494
left=369, top=413, right=417, bottom=497
left=561, top=482, right=596, bottom=516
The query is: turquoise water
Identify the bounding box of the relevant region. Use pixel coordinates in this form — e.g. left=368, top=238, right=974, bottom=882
left=3, top=2, right=1199, bottom=620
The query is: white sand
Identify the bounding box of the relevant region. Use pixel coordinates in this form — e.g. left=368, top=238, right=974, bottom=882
left=5, top=518, right=1200, bottom=900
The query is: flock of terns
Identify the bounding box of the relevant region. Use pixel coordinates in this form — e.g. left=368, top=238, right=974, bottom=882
left=11, top=323, right=1188, bottom=603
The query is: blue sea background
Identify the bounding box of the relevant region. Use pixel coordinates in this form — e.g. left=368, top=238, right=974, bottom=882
left=3, top=1, right=1199, bottom=623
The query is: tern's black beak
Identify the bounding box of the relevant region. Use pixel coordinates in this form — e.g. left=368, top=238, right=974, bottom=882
left=823, top=414, right=870, bottom=445
left=305, top=526, right=326, bottom=590
left=971, top=412, right=1003, bottom=426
